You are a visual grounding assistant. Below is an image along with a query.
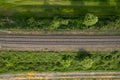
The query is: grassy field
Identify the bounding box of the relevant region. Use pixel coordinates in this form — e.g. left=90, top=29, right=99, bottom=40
left=0, top=50, right=120, bottom=74
left=0, top=0, right=120, bottom=17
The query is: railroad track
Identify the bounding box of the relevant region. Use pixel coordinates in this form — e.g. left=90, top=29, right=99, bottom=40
left=0, top=34, right=120, bottom=51
left=0, top=72, right=120, bottom=80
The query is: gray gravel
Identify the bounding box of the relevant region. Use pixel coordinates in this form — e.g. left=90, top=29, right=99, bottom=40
left=0, top=72, right=120, bottom=80
left=0, top=34, right=120, bottom=51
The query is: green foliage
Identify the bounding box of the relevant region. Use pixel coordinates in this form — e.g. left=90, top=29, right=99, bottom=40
left=92, top=51, right=120, bottom=70
left=49, top=17, right=69, bottom=30
left=99, top=17, right=120, bottom=32
left=0, top=51, right=120, bottom=73
left=60, top=54, right=74, bottom=68
left=26, top=17, right=37, bottom=29
left=83, top=13, right=98, bottom=26
left=49, top=17, right=61, bottom=30
left=0, top=0, right=119, bottom=33
left=60, top=59, right=72, bottom=68
left=0, top=15, right=120, bottom=34
left=27, top=17, right=35, bottom=26
left=80, top=58, right=94, bottom=70
left=0, top=22, right=6, bottom=28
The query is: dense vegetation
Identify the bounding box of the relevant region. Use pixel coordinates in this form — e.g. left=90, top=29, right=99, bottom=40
left=0, top=0, right=120, bottom=33
left=0, top=0, right=120, bottom=75
left=0, top=50, right=120, bottom=73
left=0, top=15, right=120, bottom=33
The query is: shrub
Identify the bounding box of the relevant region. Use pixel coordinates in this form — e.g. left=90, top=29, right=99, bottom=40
left=0, top=22, right=6, bottom=28
left=80, top=58, right=94, bottom=70
left=49, top=17, right=70, bottom=30
left=49, top=17, right=61, bottom=30
left=27, top=17, right=36, bottom=28
left=60, top=59, right=72, bottom=68
left=83, top=13, right=98, bottom=26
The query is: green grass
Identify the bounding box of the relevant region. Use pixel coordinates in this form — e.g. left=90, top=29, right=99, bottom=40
left=0, top=50, right=120, bottom=74
left=0, top=0, right=120, bottom=17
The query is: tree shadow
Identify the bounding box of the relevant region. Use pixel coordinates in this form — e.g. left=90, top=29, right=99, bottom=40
left=76, top=49, right=91, bottom=60
left=43, top=0, right=49, bottom=5
left=69, top=0, right=115, bottom=16
left=114, top=0, right=120, bottom=15
left=69, top=0, right=87, bottom=15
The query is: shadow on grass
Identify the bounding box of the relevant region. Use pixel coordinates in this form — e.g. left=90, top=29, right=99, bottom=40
left=76, top=49, right=91, bottom=60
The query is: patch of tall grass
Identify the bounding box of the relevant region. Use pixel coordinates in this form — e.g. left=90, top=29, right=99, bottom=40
left=0, top=50, right=120, bottom=73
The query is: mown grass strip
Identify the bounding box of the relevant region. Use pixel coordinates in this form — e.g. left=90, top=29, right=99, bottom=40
left=1, top=0, right=120, bottom=17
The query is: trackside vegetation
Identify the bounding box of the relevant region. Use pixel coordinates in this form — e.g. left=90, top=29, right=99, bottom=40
left=0, top=15, right=120, bottom=33
left=0, top=0, right=120, bottom=33
left=0, top=50, right=120, bottom=74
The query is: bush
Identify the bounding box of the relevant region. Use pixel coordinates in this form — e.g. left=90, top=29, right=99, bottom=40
left=80, top=58, right=94, bottom=70
left=0, top=15, right=119, bottom=34
left=83, top=13, right=98, bottom=26
left=49, top=17, right=61, bottom=30
left=49, top=17, right=69, bottom=30
left=27, top=17, right=36, bottom=29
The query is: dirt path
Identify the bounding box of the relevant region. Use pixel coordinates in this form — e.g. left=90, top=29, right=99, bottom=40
left=0, top=72, right=120, bottom=80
